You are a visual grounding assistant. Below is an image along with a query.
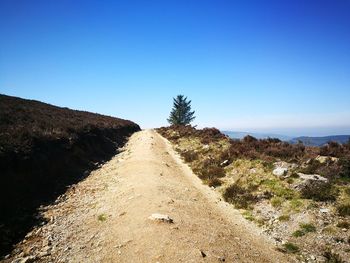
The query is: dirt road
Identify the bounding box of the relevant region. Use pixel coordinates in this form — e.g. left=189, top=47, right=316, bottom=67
left=5, top=130, right=292, bottom=263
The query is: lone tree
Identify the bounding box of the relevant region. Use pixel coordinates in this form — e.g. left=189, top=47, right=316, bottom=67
left=167, top=95, right=196, bottom=125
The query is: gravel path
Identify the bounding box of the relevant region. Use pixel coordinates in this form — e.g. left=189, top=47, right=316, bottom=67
left=4, top=130, right=293, bottom=263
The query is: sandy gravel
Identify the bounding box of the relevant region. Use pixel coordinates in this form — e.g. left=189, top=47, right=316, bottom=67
left=4, top=130, right=293, bottom=263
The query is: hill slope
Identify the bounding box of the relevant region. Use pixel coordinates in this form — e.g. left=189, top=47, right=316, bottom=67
left=0, top=94, right=140, bottom=257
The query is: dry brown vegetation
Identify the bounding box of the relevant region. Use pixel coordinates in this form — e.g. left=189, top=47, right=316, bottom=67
left=0, top=94, right=140, bottom=257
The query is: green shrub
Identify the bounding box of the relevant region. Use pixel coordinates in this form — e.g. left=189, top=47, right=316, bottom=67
left=223, top=184, right=257, bottom=209
left=300, top=181, right=338, bottom=201
left=271, top=196, right=284, bottom=207
left=197, top=164, right=226, bottom=180
left=299, top=159, right=322, bottom=174
left=283, top=242, right=299, bottom=253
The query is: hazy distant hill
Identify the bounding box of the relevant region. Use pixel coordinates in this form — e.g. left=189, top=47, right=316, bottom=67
left=290, top=135, right=350, bottom=146
left=222, top=131, right=292, bottom=141
left=223, top=130, right=350, bottom=146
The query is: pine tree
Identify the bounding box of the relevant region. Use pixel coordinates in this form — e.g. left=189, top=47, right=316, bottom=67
left=167, top=95, right=196, bottom=125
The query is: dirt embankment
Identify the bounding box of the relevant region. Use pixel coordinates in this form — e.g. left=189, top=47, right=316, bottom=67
left=0, top=94, right=140, bottom=257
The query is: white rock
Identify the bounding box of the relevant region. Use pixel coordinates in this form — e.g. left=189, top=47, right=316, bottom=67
left=316, top=155, right=338, bottom=163
left=148, top=213, right=173, bottom=223
left=320, top=208, right=329, bottom=213
left=297, top=173, right=328, bottom=182
left=273, top=167, right=288, bottom=177
left=274, top=161, right=298, bottom=169
left=220, top=160, right=229, bottom=166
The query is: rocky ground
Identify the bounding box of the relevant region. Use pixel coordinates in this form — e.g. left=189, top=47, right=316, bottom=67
left=157, top=126, right=350, bottom=263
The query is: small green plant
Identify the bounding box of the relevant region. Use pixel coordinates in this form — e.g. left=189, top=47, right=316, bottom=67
left=289, top=199, right=304, bottom=211
left=292, top=230, right=305, bottom=237
left=278, top=214, right=290, bottom=221
left=98, top=214, right=107, bottom=222
left=271, top=196, right=284, bottom=207
left=300, top=223, right=316, bottom=232
left=283, top=242, right=299, bottom=253
left=292, top=223, right=316, bottom=237
left=242, top=210, right=255, bottom=221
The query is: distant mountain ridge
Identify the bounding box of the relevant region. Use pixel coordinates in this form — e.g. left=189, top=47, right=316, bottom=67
left=222, top=131, right=292, bottom=141
left=222, top=131, right=350, bottom=146
left=290, top=135, right=350, bottom=146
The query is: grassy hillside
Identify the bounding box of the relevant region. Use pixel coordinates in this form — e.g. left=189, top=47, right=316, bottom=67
left=0, top=94, right=140, bottom=256
left=158, top=125, right=350, bottom=262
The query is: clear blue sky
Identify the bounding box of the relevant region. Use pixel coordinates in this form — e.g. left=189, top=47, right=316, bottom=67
left=1, top=0, right=349, bottom=136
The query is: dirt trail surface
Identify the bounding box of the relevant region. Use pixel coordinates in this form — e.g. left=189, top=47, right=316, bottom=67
left=4, top=130, right=293, bottom=263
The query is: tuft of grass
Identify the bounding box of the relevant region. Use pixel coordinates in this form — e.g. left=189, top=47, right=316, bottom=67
left=289, top=199, right=304, bottom=212
left=271, top=196, right=284, bottom=208
left=278, top=214, right=290, bottom=221
left=300, top=223, right=316, bottom=232
left=323, top=226, right=337, bottom=234
left=242, top=210, right=254, bottom=221
left=283, top=242, right=299, bottom=253
left=97, top=213, right=107, bottom=222
left=292, top=223, right=316, bottom=237
left=292, top=230, right=305, bottom=237
left=261, top=179, right=296, bottom=200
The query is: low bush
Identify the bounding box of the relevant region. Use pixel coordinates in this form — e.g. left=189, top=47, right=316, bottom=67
left=196, top=164, right=226, bottom=180
left=223, top=184, right=257, bottom=209
left=181, top=150, right=198, bottom=162
left=207, top=178, right=222, bottom=187
left=299, top=181, right=338, bottom=202
left=282, top=242, right=299, bottom=253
